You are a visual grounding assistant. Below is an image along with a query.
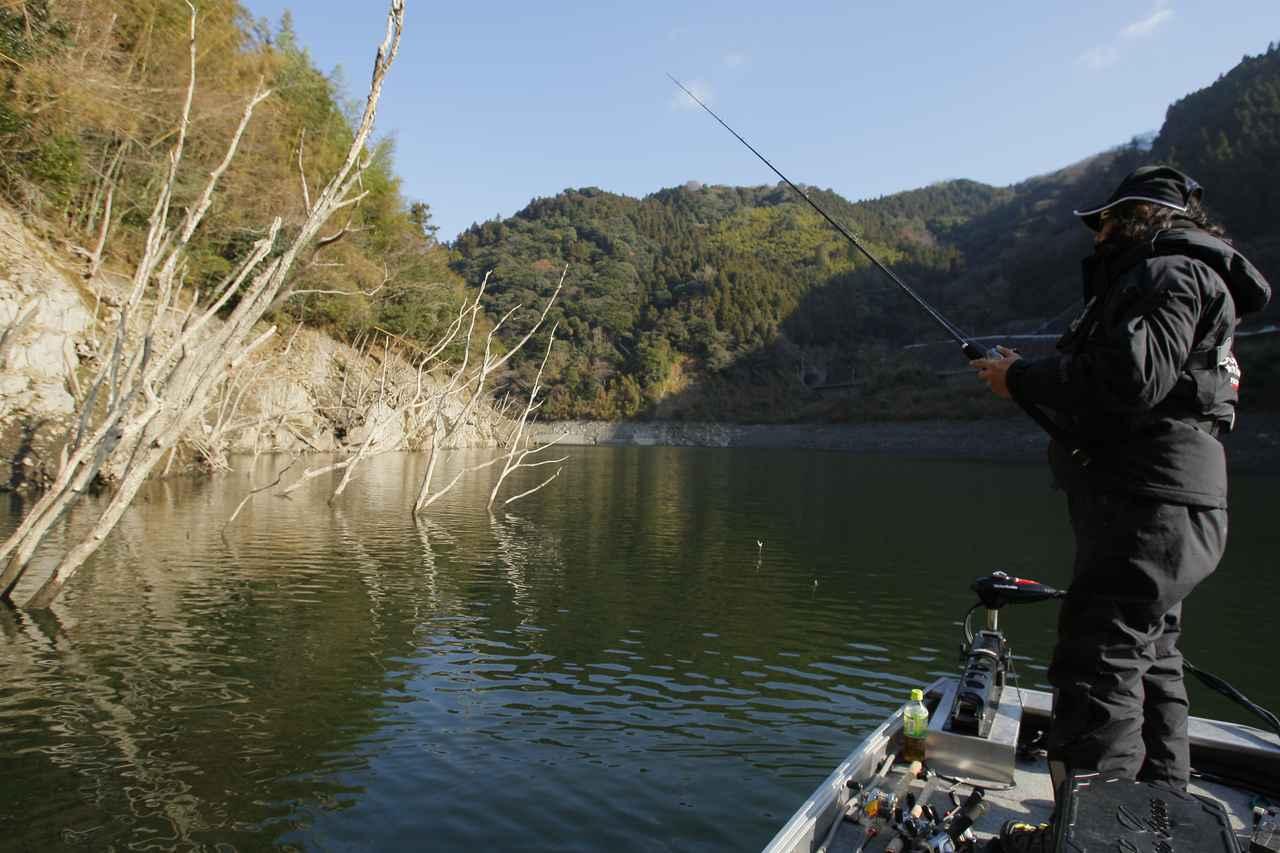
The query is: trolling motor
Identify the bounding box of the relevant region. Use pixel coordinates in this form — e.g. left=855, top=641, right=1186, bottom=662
left=950, top=572, right=1065, bottom=738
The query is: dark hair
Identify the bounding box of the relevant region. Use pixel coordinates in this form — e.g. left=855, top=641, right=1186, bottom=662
left=1104, top=197, right=1229, bottom=245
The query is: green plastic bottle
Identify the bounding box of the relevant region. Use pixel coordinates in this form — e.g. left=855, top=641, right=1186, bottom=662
left=902, top=688, right=929, bottom=762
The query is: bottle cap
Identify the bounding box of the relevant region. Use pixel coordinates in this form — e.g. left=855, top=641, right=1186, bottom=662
left=910, top=688, right=923, bottom=701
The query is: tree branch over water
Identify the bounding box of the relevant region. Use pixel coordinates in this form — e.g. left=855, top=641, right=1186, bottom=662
left=0, top=0, right=408, bottom=609
left=488, top=324, right=568, bottom=511
left=411, top=268, right=567, bottom=514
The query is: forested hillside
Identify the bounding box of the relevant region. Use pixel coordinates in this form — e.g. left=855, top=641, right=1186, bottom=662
left=453, top=43, right=1280, bottom=422
left=0, top=0, right=470, bottom=352
left=1152, top=43, right=1280, bottom=277
left=445, top=151, right=1140, bottom=421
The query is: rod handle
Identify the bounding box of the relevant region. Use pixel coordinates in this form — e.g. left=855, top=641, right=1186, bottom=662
left=947, top=788, right=987, bottom=840
left=963, top=342, right=1001, bottom=361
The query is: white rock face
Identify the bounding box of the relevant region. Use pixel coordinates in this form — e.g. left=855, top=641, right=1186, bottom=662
left=0, top=214, right=93, bottom=408
left=31, top=383, right=75, bottom=415
left=0, top=208, right=96, bottom=485
left=347, top=400, right=405, bottom=450
left=0, top=204, right=508, bottom=489
left=0, top=374, right=30, bottom=396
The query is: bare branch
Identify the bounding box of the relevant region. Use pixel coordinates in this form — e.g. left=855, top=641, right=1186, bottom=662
left=81, top=142, right=126, bottom=281
left=487, top=321, right=563, bottom=510
left=315, top=218, right=357, bottom=247
left=229, top=325, right=276, bottom=370
left=123, top=0, right=198, bottom=312
left=482, top=266, right=566, bottom=377
left=415, top=454, right=506, bottom=511
left=280, top=321, right=305, bottom=356
left=225, top=455, right=300, bottom=526
left=297, top=128, right=312, bottom=214
left=280, top=459, right=354, bottom=496
left=287, top=277, right=389, bottom=300
left=315, top=171, right=365, bottom=246
left=330, top=190, right=370, bottom=211
left=511, top=452, right=569, bottom=469
left=176, top=80, right=272, bottom=245
left=503, top=466, right=564, bottom=506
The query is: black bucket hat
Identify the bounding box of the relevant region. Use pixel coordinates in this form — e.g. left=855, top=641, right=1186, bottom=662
left=1074, top=165, right=1203, bottom=231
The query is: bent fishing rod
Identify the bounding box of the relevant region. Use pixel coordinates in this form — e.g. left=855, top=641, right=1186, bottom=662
left=668, top=75, right=1088, bottom=461
left=667, top=74, right=990, bottom=362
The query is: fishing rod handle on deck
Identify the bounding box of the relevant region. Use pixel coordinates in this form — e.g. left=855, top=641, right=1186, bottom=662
left=946, top=788, right=987, bottom=841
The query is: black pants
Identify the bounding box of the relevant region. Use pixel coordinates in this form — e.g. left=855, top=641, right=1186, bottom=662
left=1046, top=488, right=1227, bottom=787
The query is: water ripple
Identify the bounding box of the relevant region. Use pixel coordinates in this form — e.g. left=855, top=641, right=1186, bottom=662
left=2, top=449, right=1274, bottom=851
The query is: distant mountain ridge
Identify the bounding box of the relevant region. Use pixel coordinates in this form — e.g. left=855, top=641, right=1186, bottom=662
left=452, top=43, right=1280, bottom=422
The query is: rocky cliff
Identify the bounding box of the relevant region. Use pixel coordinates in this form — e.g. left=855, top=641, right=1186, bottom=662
left=0, top=206, right=506, bottom=492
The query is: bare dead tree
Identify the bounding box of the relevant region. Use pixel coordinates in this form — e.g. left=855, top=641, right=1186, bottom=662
left=181, top=318, right=320, bottom=474
left=272, top=260, right=569, bottom=514
left=487, top=325, right=568, bottom=510
left=322, top=335, right=407, bottom=504
left=73, top=139, right=127, bottom=282
left=0, top=0, right=408, bottom=609
left=411, top=268, right=566, bottom=513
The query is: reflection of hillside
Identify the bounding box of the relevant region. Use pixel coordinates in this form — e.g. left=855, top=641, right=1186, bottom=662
left=3, top=442, right=1277, bottom=850
left=0, top=455, right=478, bottom=848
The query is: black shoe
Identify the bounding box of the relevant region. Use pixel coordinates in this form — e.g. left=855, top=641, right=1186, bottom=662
left=996, top=819, right=1054, bottom=853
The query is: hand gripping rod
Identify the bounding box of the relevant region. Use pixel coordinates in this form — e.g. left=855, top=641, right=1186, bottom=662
left=667, top=74, right=986, bottom=360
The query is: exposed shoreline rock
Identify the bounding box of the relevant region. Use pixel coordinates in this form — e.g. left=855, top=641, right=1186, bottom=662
left=0, top=208, right=96, bottom=490
left=0, top=206, right=505, bottom=492
left=531, top=414, right=1280, bottom=473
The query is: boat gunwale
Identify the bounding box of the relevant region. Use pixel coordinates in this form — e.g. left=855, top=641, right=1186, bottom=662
left=759, top=681, right=922, bottom=853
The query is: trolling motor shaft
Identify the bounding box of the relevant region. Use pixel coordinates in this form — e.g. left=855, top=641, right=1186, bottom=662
left=952, top=631, right=1006, bottom=738
left=951, top=572, right=1065, bottom=738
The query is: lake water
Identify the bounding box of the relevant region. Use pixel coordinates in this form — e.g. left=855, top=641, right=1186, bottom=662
left=2, top=446, right=1277, bottom=851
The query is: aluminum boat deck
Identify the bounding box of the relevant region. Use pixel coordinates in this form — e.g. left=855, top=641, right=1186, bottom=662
left=764, top=677, right=1280, bottom=852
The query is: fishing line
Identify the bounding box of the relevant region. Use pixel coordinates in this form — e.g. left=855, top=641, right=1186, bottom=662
left=1185, top=659, right=1280, bottom=736
left=667, top=74, right=982, bottom=358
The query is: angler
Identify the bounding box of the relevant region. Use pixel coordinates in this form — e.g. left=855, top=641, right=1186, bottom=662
left=972, top=165, right=1272, bottom=852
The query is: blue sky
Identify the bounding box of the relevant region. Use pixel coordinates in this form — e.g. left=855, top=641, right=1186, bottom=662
left=241, top=1, right=1279, bottom=242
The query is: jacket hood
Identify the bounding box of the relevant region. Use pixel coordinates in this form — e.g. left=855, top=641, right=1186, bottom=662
left=1154, top=228, right=1272, bottom=316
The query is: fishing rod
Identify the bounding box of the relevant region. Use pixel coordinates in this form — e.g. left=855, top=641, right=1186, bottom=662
left=668, top=75, right=1093, bottom=462
left=667, top=74, right=989, bottom=362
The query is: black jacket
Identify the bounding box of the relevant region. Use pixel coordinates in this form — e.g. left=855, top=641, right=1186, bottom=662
left=1007, top=227, right=1271, bottom=508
